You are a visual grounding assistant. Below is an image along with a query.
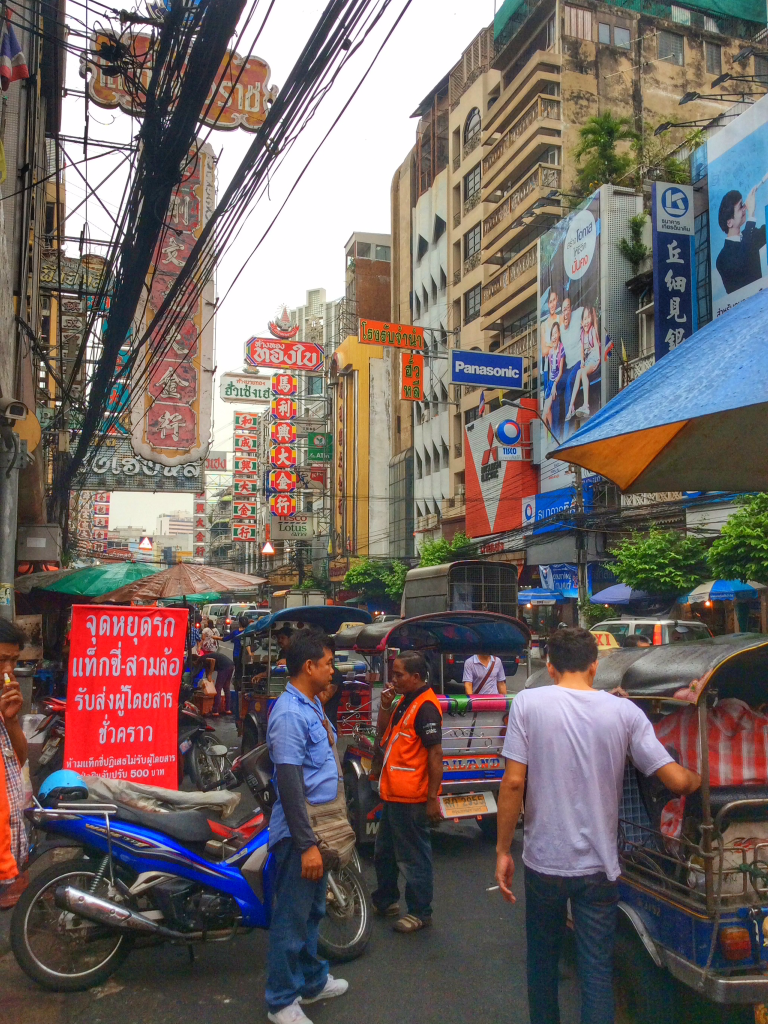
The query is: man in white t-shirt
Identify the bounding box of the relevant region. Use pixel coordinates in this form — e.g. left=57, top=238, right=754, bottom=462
left=495, top=628, right=700, bottom=1024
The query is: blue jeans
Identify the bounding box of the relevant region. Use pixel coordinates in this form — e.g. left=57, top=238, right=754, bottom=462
left=265, top=839, right=329, bottom=1012
left=524, top=866, right=618, bottom=1024
left=372, top=800, right=433, bottom=918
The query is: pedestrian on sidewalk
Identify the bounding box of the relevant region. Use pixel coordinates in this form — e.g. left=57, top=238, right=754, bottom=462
left=0, top=620, right=29, bottom=910
left=495, top=627, right=701, bottom=1024
left=371, top=652, right=443, bottom=933
left=265, top=630, right=349, bottom=1024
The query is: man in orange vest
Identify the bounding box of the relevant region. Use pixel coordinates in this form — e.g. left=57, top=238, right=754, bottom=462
left=0, top=620, right=29, bottom=908
left=371, top=651, right=443, bottom=934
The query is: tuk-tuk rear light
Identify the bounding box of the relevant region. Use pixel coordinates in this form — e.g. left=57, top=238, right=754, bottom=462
left=653, top=624, right=663, bottom=646
left=719, top=926, right=752, bottom=961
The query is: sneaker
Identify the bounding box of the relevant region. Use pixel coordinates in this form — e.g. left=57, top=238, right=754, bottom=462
left=267, top=999, right=314, bottom=1024
left=300, top=976, right=349, bottom=1005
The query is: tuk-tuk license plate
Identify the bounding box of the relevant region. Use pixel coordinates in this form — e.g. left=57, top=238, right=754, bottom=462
left=439, top=792, right=497, bottom=818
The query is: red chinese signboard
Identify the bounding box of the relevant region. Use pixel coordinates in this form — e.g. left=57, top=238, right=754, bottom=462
left=234, top=457, right=259, bottom=475
left=401, top=351, right=424, bottom=401
left=245, top=337, right=324, bottom=371
left=271, top=373, right=298, bottom=396
left=232, top=501, right=258, bottom=520
left=232, top=524, right=258, bottom=541
left=64, top=606, right=187, bottom=788
left=270, top=493, right=297, bottom=517
left=269, top=469, right=297, bottom=493
left=233, top=479, right=256, bottom=496
left=270, top=445, right=296, bottom=468
left=271, top=421, right=297, bottom=445
left=271, top=397, right=298, bottom=421
left=234, top=411, right=260, bottom=433
left=234, top=434, right=257, bottom=453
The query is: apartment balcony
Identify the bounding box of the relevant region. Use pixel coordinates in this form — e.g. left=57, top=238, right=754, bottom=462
left=483, top=48, right=562, bottom=139
left=482, top=162, right=561, bottom=256
left=481, top=240, right=538, bottom=326
left=620, top=353, right=655, bottom=389
left=484, top=95, right=560, bottom=183
left=463, top=133, right=481, bottom=162
left=441, top=496, right=466, bottom=521
left=463, top=251, right=481, bottom=276
left=463, top=191, right=481, bottom=217
left=453, top=268, right=461, bottom=286
left=453, top=211, right=461, bottom=228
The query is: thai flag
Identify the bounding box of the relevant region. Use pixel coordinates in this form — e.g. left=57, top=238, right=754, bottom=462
left=603, top=335, right=614, bottom=361
left=1, top=16, right=29, bottom=92
left=478, top=390, right=486, bottom=417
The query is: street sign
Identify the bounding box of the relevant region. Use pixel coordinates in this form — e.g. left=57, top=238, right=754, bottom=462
left=234, top=479, right=256, bottom=496
left=359, top=318, right=424, bottom=350
left=232, top=524, right=259, bottom=541
left=245, top=337, right=324, bottom=371
left=308, top=431, right=332, bottom=463
left=271, top=514, right=315, bottom=540
left=268, top=469, right=297, bottom=493
left=232, top=501, right=258, bottom=520
left=270, top=444, right=297, bottom=468
left=401, top=351, right=424, bottom=401
left=270, top=493, right=297, bottom=517
left=271, top=422, right=297, bottom=444
left=220, top=373, right=271, bottom=404
left=271, top=397, right=298, bottom=421
left=450, top=350, right=524, bottom=389
left=295, top=418, right=326, bottom=437
left=271, top=372, right=298, bottom=397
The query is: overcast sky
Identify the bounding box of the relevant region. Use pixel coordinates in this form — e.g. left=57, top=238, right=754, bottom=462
left=63, top=0, right=496, bottom=530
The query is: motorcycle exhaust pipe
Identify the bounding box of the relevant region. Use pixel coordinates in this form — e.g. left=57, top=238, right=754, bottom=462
left=54, top=886, right=186, bottom=940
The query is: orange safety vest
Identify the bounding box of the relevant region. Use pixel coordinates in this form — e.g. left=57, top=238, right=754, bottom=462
left=0, top=745, right=18, bottom=882
left=380, top=688, right=442, bottom=804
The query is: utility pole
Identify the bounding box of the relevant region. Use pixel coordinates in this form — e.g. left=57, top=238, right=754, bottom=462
left=0, top=439, right=27, bottom=621
left=573, top=465, right=588, bottom=627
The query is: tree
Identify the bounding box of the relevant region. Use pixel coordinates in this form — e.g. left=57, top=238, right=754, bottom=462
left=574, top=112, right=638, bottom=196
left=708, top=494, right=768, bottom=584
left=618, top=213, right=650, bottom=274
left=342, top=557, right=409, bottom=602
left=610, top=528, right=708, bottom=596
left=418, top=531, right=474, bottom=568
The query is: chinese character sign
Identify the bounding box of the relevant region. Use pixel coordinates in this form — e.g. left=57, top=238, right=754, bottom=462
left=271, top=397, right=298, bottom=421
left=271, top=373, right=298, bottom=396
left=234, top=411, right=260, bottom=433
left=652, top=182, right=696, bottom=360
left=271, top=421, right=297, bottom=445
left=269, top=469, right=297, bottom=493
left=270, top=493, right=296, bottom=517
left=270, top=444, right=296, bottom=468
left=63, top=606, right=187, bottom=788
left=401, top=351, right=424, bottom=401
left=233, top=524, right=258, bottom=541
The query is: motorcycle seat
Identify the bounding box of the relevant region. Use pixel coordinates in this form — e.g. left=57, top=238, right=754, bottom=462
left=109, top=802, right=217, bottom=845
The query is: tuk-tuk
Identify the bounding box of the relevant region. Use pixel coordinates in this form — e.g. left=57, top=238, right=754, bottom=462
left=342, top=610, right=530, bottom=844
left=238, top=606, right=373, bottom=752
left=529, top=634, right=768, bottom=1022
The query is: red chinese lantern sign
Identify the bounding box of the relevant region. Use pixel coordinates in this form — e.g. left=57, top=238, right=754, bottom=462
left=270, top=493, right=296, bottom=517
left=268, top=469, right=297, bottom=493
left=271, top=373, right=298, bottom=397
left=63, top=606, right=187, bottom=789
left=232, top=501, right=258, bottom=520
left=401, top=351, right=424, bottom=401
left=270, top=444, right=296, bottom=468
left=233, top=479, right=256, bottom=496
left=271, top=397, right=297, bottom=421
left=271, top=421, right=296, bottom=445
left=232, top=524, right=258, bottom=541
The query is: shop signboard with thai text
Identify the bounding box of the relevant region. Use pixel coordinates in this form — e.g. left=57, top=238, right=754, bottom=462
left=63, top=606, right=187, bottom=788
left=308, top=431, right=332, bottom=463
left=221, top=374, right=271, bottom=404
left=75, top=438, right=203, bottom=492
left=358, top=319, right=424, bottom=350
left=401, top=351, right=424, bottom=400
left=245, top=337, right=324, bottom=371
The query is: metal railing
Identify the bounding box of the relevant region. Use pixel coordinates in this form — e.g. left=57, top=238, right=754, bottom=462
left=483, top=163, right=561, bottom=236
left=483, top=95, right=561, bottom=176
left=482, top=241, right=538, bottom=304
left=463, top=191, right=481, bottom=216
left=453, top=268, right=461, bottom=286
left=463, top=134, right=481, bottom=160
left=620, top=352, right=654, bottom=389
left=453, top=211, right=461, bottom=228
left=463, top=251, right=481, bottom=276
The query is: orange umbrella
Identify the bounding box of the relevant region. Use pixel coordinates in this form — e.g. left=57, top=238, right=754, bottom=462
left=95, top=563, right=266, bottom=604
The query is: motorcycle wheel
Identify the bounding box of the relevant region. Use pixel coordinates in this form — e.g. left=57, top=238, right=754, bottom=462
left=11, top=858, right=134, bottom=992
left=318, top=863, right=372, bottom=963
left=188, top=735, right=229, bottom=791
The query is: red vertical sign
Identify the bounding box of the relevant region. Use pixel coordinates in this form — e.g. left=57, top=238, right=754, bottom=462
left=63, top=605, right=187, bottom=788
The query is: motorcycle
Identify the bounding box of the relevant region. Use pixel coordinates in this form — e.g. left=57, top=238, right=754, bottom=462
left=33, top=697, right=67, bottom=779
left=11, top=744, right=372, bottom=992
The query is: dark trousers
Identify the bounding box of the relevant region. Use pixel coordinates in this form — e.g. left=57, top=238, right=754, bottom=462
left=372, top=800, right=433, bottom=919
left=266, top=840, right=328, bottom=1012
left=524, top=866, right=618, bottom=1024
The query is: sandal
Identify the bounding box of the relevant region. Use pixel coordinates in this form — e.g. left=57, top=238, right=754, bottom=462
left=393, top=914, right=431, bottom=933
left=373, top=902, right=400, bottom=918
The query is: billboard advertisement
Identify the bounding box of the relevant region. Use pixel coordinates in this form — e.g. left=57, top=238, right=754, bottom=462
left=463, top=401, right=537, bottom=538
left=450, top=350, right=523, bottom=389
left=652, top=182, right=696, bottom=359
left=708, top=93, right=768, bottom=318
left=538, top=192, right=602, bottom=477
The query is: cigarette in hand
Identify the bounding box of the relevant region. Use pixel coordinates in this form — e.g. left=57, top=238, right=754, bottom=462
left=3, top=673, right=10, bottom=687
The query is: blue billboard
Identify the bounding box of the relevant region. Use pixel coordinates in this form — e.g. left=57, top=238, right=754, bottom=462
left=450, top=350, right=523, bottom=388
left=652, top=182, right=696, bottom=360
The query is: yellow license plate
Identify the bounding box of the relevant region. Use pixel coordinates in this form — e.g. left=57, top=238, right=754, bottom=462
left=439, top=792, right=497, bottom=818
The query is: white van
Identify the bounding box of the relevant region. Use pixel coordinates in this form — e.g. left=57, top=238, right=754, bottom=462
left=591, top=618, right=713, bottom=645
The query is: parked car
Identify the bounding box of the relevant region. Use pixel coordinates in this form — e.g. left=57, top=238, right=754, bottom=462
left=591, top=617, right=713, bottom=645
left=201, top=603, right=259, bottom=630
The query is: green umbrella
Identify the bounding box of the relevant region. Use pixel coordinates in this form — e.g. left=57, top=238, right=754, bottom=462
left=15, top=561, right=163, bottom=597
left=159, top=591, right=220, bottom=606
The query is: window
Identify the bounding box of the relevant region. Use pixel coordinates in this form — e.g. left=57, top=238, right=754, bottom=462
left=670, top=4, right=691, bottom=24
left=414, top=293, right=421, bottom=319
left=307, top=376, right=323, bottom=395
left=464, top=107, right=481, bottom=146
left=658, top=31, right=684, bottom=66
left=375, top=244, right=391, bottom=261
left=705, top=42, right=721, bottom=76
left=433, top=216, right=446, bottom=243
left=464, top=223, right=481, bottom=260
left=440, top=267, right=447, bottom=293
left=415, top=450, right=423, bottom=478
left=356, top=241, right=371, bottom=259
left=614, top=26, right=631, bottom=49
left=417, top=234, right=429, bottom=260
left=542, top=145, right=560, bottom=165
left=425, top=449, right=432, bottom=475
left=431, top=276, right=437, bottom=304
left=704, top=15, right=718, bottom=32
left=598, top=22, right=610, bottom=44
left=464, top=284, right=481, bottom=323
left=422, top=285, right=429, bottom=313
left=564, top=5, right=591, bottom=41
left=464, top=163, right=481, bottom=201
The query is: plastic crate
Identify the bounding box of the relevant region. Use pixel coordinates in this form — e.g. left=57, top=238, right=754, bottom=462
left=192, top=692, right=214, bottom=716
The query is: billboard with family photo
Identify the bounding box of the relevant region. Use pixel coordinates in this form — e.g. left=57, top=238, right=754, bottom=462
left=538, top=191, right=602, bottom=455
left=708, top=93, right=768, bottom=318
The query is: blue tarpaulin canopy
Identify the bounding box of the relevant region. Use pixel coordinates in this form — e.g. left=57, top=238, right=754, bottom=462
left=552, top=288, right=768, bottom=493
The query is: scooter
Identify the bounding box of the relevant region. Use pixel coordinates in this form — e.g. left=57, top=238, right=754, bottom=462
left=11, top=745, right=372, bottom=992
left=33, top=697, right=67, bottom=779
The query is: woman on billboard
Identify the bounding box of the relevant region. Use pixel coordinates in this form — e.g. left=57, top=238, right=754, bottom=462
left=542, top=320, right=565, bottom=438
left=566, top=306, right=600, bottom=422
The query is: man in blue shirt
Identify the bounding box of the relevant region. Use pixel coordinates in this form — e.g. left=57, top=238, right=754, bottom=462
left=266, top=631, right=349, bottom=1024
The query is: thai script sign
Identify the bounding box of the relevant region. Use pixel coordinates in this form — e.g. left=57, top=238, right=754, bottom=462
left=205, top=452, right=228, bottom=471
left=245, top=337, right=324, bottom=371
left=401, top=351, right=424, bottom=400
left=131, top=143, right=216, bottom=467
left=64, top=606, right=187, bottom=788
left=83, top=32, right=278, bottom=132
left=220, top=373, right=271, bottom=404
left=75, top=438, right=203, bottom=492
left=39, top=253, right=109, bottom=294
left=359, top=319, right=424, bottom=350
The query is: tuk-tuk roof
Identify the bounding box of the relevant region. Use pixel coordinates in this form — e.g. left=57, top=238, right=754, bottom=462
left=243, top=605, right=372, bottom=637
left=353, top=611, right=531, bottom=655
left=526, top=633, right=768, bottom=701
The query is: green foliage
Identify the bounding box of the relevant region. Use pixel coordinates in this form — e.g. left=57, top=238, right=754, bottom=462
left=574, top=112, right=638, bottom=197
left=708, top=494, right=768, bottom=585
left=418, top=531, right=474, bottom=568
left=611, top=528, right=708, bottom=596
left=579, top=599, right=622, bottom=627
left=342, top=557, right=409, bottom=602
left=618, top=213, right=649, bottom=273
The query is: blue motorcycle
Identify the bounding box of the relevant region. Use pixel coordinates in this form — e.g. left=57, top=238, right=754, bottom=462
left=11, top=746, right=372, bottom=992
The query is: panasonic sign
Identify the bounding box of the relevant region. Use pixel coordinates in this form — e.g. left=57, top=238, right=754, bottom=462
left=451, top=351, right=524, bottom=388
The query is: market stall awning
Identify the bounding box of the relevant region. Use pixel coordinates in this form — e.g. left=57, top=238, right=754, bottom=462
left=95, top=563, right=266, bottom=603
left=15, top=561, right=162, bottom=596
left=590, top=584, right=651, bottom=605
left=680, top=579, right=765, bottom=603
left=550, top=288, right=768, bottom=493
